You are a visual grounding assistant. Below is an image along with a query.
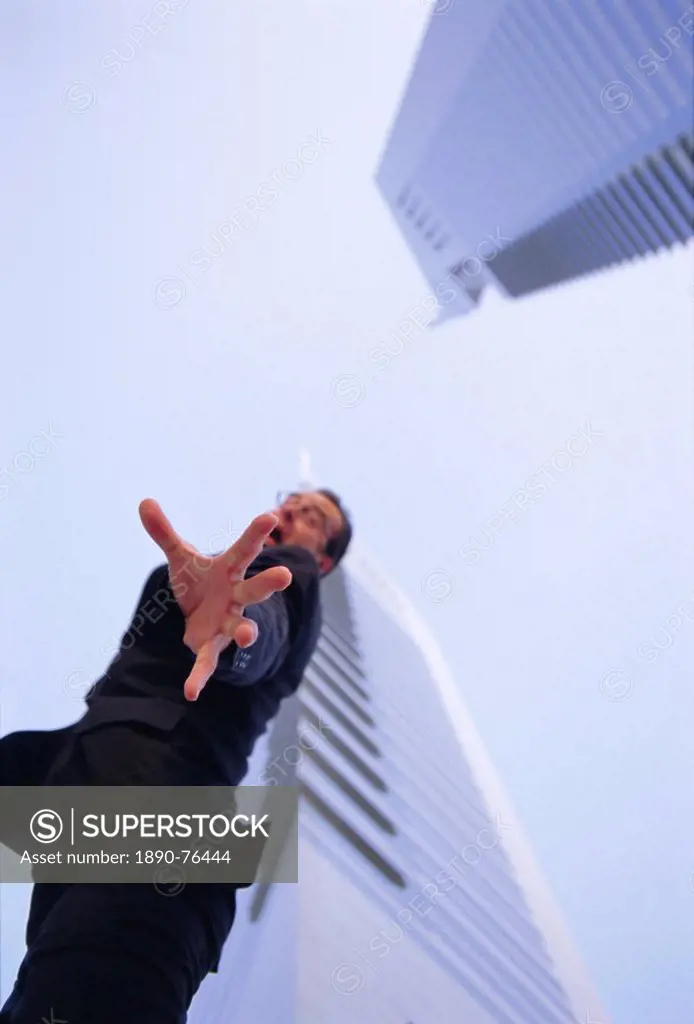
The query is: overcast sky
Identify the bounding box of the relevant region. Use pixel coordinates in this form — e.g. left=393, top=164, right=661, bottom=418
left=1, top=2, right=693, bottom=1022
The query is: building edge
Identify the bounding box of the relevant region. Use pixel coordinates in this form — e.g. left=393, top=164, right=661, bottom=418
left=344, top=538, right=612, bottom=1024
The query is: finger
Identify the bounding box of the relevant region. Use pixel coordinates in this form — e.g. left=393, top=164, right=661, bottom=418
left=229, top=565, right=292, bottom=607
left=139, top=499, right=188, bottom=559
left=183, top=565, right=291, bottom=652
left=222, top=616, right=258, bottom=649
left=183, top=636, right=228, bottom=702
left=222, top=513, right=278, bottom=575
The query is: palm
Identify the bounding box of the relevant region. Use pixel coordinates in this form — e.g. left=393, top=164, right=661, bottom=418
left=139, top=499, right=292, bottom=701
left=160, top=541, right=213, bottom=618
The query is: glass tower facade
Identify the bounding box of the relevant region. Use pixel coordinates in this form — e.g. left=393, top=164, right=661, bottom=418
left=376, top=0, right=694, bottom=319
left=189, top=547, right=609, bottom=1023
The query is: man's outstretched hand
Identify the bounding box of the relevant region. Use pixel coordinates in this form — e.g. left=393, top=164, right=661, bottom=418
left=138, top=499, right=292, bottom=701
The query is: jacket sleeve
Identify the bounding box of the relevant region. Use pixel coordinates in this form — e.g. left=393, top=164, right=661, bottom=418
left=215, top=590, right=291, bottom=687
left=215, top=544, right=320, bottom=687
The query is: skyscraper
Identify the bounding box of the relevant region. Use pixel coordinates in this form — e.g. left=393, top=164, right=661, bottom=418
left=189, top=539, right=610, bottom=1023
left=376, top=0, right=694, bottom=321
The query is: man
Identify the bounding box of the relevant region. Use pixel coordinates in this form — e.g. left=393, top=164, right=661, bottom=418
left=0, top=487, right=352, bottom=1024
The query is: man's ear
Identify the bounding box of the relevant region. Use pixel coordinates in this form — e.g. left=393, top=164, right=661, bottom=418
left=318, top=553, right=334, bottom=576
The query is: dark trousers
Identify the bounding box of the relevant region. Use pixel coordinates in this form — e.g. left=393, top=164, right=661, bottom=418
left=0, top=723, right=238, bottom=1023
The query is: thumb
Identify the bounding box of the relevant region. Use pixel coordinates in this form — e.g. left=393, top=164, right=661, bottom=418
left=183, top=635, right=228, bottom=701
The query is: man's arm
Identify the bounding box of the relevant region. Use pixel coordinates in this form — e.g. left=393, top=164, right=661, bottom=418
left=215, top=590, right=290, bottom=686
left=137, top=501, right=293, bottom=700
left=215, top=543, right=320, bottom=686
left=122, top=543, right=319, bottom=688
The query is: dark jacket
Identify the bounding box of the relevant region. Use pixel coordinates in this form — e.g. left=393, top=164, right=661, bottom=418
left=72, top=543, right=321, bottom=785
left=0, top=544, right=320, bottom=982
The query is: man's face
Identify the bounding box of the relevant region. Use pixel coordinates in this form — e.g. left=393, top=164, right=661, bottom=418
left=266, top=490, right=344, bottom=575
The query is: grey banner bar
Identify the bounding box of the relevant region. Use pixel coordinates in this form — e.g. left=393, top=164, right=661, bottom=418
left=0, top=786, right=298, bottom=884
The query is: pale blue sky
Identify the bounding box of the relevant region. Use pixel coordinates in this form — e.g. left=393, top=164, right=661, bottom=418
left=1, top=2, right=693, bottom=1021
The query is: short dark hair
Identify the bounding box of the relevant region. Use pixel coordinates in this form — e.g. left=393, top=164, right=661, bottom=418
left=317, top=488, right=353, bottom=572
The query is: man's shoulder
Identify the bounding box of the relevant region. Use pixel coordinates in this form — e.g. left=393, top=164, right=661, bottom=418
left=249, top=545, right=321, bottom=659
